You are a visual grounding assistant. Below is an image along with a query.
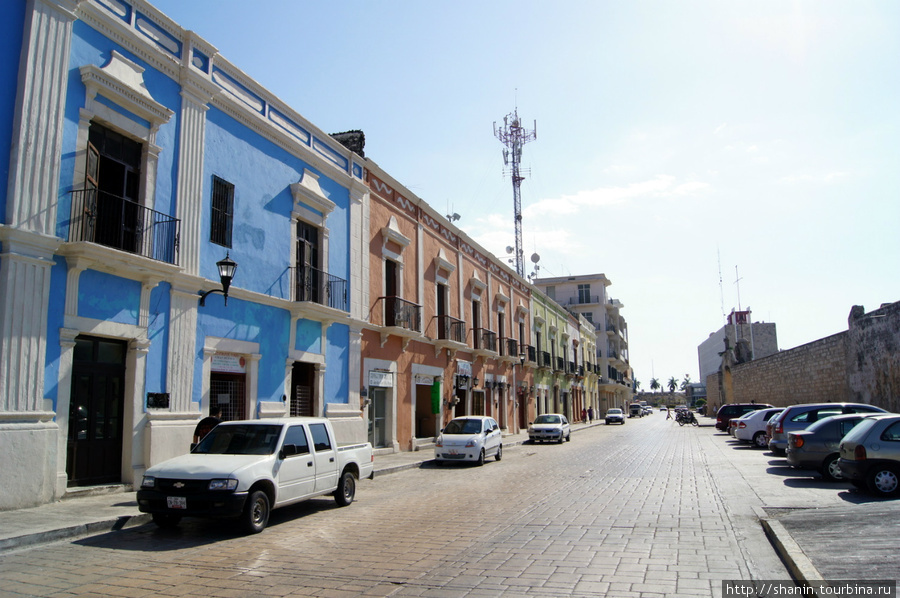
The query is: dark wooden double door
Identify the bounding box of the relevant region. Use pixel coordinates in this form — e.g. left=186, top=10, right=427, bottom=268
left=67, top=336, right=126, bottom=487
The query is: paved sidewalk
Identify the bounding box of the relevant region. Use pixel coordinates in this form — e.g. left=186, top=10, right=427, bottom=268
left=2, top=418, right=897, bottom=595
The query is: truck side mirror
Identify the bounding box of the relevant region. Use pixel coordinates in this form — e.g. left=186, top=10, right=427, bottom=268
left=280, top=444, right=298, bottom=459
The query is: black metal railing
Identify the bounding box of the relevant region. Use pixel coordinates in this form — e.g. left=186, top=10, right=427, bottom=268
left=526, top=345, right=537, bottom=363
left=539, top=351, right=550, bottom=368
left=293, top=266, right=348, bottom=312
left=569, top=361, right=576, bottom=375
left=437, top=315, right=465, bottom=343
left=568, top=295, right=601, bottom=305
left=69, top=189, right=179, bottom=264
left=475, top=328, right=497, bottom=352
left=555, top=356, right=565, bottom=372
left=382, top=296, right=422, bottom=332
left=499, top=337, right=518, bottom=357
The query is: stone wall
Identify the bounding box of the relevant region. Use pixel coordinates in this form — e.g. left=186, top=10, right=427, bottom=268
left=709, top=302, right=899, bottom=413
left=729, top=333, right=849, bottom=407
left=846, top=302, right=900, bottom=412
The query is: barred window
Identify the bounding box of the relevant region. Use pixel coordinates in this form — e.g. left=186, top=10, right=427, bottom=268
left=211, top=176, right=234, bottom=247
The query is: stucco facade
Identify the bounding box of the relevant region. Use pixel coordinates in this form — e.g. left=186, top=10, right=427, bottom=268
left=360, top=166, right=541, bottom=453
left=0, top=0, right=365, bottom=509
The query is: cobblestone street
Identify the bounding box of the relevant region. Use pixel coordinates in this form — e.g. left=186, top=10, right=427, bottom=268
left=1, top=415, right=832, bottom=597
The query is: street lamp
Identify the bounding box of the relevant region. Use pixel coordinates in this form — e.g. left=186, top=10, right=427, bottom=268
left=199, top=253, right=238, bottom=307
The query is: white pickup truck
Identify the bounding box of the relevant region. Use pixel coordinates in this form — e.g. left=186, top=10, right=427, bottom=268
left=137, top=417, right=373, bottom=533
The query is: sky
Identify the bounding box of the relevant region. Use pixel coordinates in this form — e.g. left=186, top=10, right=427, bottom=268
left=150, top=0, right=900, bottom=389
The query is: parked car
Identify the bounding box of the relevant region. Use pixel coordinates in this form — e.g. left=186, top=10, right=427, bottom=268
left=786, top=413, right=880, bottom=481
left=734, top=408, right=783, bottom=448
left=767, top=403, right=887, bottom=455
left=715, top=403, right=774, bottom=432
left=727, top=411, right=754, bottom=437
left=839, top=413, right=900, bottom=496
left=605, top=408, right=625, bottom=425
left=528, top=413, right=571, bottom=443
left=629, top=403, right=643, bottom=418
left=642, top=405, right=653, bottom=416
left=137, top=417, right=374, bottom=533
left=435, top=416, right=502, bottom=465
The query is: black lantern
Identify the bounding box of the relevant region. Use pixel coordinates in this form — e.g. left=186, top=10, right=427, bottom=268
left=199, top=253, right=238, bottom=306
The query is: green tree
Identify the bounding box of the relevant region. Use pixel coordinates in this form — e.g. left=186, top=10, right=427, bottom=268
left=634, top=380, right=641, bottom=392
left=650, top=378, right=660, bottom=392
left=667, top=377, right=677, bottom=393
left=680, top=374, right=692, bottom=391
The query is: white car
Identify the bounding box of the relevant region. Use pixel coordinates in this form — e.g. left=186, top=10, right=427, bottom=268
left=605, top=409, right=626, bottom=425
left=528, top=413, right=571, bottom=443
left=435, top=416, right=502, bottom=465
left=734, top=408, right=783, bottom=448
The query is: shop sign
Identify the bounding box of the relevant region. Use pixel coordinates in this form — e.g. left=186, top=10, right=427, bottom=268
left=212, top=353, right=245, bottom=373
left=368, top=370, right=393, bottom=388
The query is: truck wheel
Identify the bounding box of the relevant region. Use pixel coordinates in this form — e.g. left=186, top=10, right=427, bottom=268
left=241, top=490, right=270, bottom=534
left=334, top=471, right=357, bottom=506
left=152, top=513, right=181, bottom=529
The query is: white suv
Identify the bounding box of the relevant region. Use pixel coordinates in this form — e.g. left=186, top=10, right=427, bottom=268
left=734, top=408, right=783, bottom=448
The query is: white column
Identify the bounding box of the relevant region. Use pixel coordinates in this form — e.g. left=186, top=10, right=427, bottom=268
left=6, top=0, right=78, bottom=233
left=174, top=82, right=217, bottom=275
left=166, top=287, right=200, bottom=412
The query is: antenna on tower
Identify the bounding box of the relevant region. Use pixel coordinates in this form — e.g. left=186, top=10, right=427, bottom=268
left=494, top=106, right=536, bottom=277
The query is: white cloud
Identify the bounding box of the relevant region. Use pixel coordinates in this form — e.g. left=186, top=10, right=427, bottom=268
left=523, top=175, right=709, bottom=218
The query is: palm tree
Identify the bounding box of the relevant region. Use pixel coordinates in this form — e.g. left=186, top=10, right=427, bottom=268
left=667, top=376, right=677, bottom=393
left=634, top=380, right=641, bottom=392
left=680, top=374, right=692, bottom=391
left=650, top=378, right=660, bottom=393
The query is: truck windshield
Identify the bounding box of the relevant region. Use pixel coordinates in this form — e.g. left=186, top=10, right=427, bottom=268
left=193, top=424, right=283, bottom=455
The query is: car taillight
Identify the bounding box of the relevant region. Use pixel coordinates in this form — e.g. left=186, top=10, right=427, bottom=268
left=793, top=436, right=804, bottom=448
left=738, top=422, right=746, bottom=429
left=854, top=445, right=867, bottom=460
left=775, top=421, right=783, bottom=434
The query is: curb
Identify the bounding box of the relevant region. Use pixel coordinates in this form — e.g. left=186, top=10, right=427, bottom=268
left=756, top=506, right=828, bottom=596
left=0, top=513, right=152, bottom=554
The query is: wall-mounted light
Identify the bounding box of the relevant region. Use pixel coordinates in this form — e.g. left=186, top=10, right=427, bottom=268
left=199, top=253, right=238, bottom=307
left=473, top=377, right=480, bottom=388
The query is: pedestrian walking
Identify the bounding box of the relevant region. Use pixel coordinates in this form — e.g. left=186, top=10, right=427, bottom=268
left=581, top=408, right=587, bottom=422
left=587, top=406, right=594, bottom=422
left=193, top=406, right=222, bottom=447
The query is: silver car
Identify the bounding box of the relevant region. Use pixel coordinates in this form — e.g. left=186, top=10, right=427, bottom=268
left=767, top=402, right=887, bottom=454
left=839, top=413, right=900, bottom=496
left=528, top=413, right=571, bottom=443
left=786, top=413, right=879, bottom=481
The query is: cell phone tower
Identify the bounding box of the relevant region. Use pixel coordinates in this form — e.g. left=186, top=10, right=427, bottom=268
left=493, top=108, right=536, bottom=277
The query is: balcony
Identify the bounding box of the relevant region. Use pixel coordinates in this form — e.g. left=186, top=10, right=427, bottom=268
left=473, top=328, right=498, bottom=358
left=69, top=188, right=179, bottom=264
left=525, top=345, right=537, bottom=365
left=554, top=356, right=565, bottom=373
left=374, top=296, right=422, bottom=348
left=539, top=351, right=552, bottom=369
left=567, top=294, right=601, bottom=306
left=433, top=314, right=467, bottom=357
left=293, top=266, right=348, bottom=312
left=436, top=315, right=466, bottom=343
left=498, top=338, right=520, bottom=364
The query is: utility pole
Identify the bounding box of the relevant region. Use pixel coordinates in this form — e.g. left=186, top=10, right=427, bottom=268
left=494, top=108, right=536, bottom=277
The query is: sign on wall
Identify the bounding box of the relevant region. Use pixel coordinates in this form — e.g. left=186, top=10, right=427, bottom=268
left=212, top=353, right=245, bottom=373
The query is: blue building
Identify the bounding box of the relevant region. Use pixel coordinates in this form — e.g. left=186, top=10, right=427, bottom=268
left=0, top=0, right=367, bottom=509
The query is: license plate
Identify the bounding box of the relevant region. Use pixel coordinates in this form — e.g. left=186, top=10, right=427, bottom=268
left=167, top=496, right=187, bottom=509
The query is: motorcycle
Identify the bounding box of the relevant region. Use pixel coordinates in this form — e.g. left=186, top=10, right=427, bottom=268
left=677, top=410, right=699, bottom=426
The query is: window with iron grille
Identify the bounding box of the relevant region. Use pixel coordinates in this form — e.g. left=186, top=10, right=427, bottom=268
left=210, top=176, right=234, bottom=247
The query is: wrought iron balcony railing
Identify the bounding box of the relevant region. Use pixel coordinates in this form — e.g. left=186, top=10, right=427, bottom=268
left=380, top=296, right=422, bottom=332
left=474, top=328, right=497, bottom=352
left=540, top=351, right=552, bottom=368
left=500, top=337, right=518, bottom=357
left=293, top=266, right=348, bottom=312
left=69, top=189, right=180, bottom=264
left=437, top=314, right=466, bottom=343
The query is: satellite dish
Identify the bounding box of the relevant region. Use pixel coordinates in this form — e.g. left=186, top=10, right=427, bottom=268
left=506, top=246, right=514, bottom=254
left=530, top=253, right=541, bottom=263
